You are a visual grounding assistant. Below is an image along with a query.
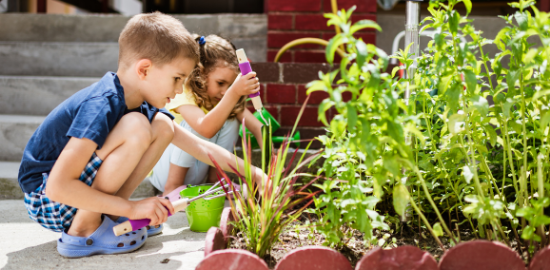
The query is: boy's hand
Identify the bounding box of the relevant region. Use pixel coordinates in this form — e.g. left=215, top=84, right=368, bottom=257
left=129, top=197, right=174, bottom=226
left=228, top=72, right=260, bottom=98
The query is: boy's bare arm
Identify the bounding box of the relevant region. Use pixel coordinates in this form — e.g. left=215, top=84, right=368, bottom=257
left=171, top=121, right=265, bottom=185
left=46, top=137, right=173, bottom=224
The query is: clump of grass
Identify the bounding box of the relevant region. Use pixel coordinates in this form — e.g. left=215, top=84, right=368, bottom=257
left=210, top=97, right=320, bottom=258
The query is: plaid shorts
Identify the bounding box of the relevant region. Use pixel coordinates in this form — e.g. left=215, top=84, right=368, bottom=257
left=24, top=153, right=103, bottom=232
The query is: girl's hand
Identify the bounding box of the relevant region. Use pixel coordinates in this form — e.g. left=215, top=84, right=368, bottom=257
left=228, top=72, right=260, bottom=98
left=129, top=197, right=174, bottom=226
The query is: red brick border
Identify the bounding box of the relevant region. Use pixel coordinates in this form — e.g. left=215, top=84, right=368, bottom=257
left=439, top=241, right=526, bottom=270
left=274, top=246, right=352, bottom=270
left=356, top=246, right=438, bottom=270
left=530, top=246, right=550, bottom=270
left=219, top=207, right=235, bottom=245
left=196, top=249, right=269, bottom=270
left=201, top=224, right=546, bottom=269
left=204, top=227, right=225, bottom=257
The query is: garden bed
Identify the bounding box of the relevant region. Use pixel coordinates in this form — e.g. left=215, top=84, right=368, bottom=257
left=200, top=0, right=550, bottom=268
left=199, top=209, right=550, bottom=270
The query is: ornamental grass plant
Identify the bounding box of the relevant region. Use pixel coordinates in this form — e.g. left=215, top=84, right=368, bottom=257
left=210, top=97, right=320, bottom=259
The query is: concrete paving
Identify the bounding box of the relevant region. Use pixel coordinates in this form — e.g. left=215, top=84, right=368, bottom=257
left=0, top=200, right=206, bottom=270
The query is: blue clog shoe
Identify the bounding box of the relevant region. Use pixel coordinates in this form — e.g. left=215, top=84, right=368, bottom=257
left=57, top=217, right=147, bottom=258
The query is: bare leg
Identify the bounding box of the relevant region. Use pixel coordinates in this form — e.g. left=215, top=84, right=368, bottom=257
left=115, top=113, right=173, bottom=200
left=163, top=164, right=189, bottom=196
left=67, top=113, right=173, bottom=237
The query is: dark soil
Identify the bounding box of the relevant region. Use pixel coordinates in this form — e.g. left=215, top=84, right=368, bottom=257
left=227, top=213, right=527, bottom=269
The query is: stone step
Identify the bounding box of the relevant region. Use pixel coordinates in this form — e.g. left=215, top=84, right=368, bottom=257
left=0, top=13, right=267, bottom=62
left=0, top=161, right=22, bottom=199
left=0, top=13, right=267, bottom=42
left=0, top=39, right=266, bottom=77
left=0, top=76, right=99, bottom=115
left=0, top=115, right=44, bottom=161
left=0, top=42, right=119, bottom=77
left=0, top=161, right=157, bottom=200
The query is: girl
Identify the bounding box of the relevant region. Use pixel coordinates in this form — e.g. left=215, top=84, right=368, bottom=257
left=150, top=34, right=264, bottom=199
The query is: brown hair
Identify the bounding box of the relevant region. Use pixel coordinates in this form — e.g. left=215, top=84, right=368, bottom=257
left=118, top=12, right=199, bottom=68
left=187, top=34, right=246, bottom=119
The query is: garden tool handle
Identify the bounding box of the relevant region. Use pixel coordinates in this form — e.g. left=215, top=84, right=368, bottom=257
left=236, top=49, right=264, bottom=112
left=112, top=199, right=189, bottom=236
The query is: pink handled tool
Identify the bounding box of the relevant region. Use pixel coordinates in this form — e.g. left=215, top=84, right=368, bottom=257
left=113, top=183, right=235, bottom=236
left=236, top=49, right=268, bottom=124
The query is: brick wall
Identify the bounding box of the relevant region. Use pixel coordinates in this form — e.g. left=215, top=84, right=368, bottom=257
left=251, top=62, right=337, bottom=149
left=266, top=0, right=377, bottom=63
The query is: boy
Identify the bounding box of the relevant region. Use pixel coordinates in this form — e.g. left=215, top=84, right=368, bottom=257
left=18, top=12, right=263, bottom=258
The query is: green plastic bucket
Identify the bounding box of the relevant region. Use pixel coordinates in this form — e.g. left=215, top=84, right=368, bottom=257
left=180, top=184, right=226, bottom=232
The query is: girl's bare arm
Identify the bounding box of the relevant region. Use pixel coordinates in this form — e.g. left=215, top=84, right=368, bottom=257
left=177, top=97, right=239, bottom=139
left=179, top=73, right=259, bottom=138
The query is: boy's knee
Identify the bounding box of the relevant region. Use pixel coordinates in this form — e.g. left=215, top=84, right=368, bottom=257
left=120, top=112, right=153, bottom=144
left=152, top=113, right=174, bottom=143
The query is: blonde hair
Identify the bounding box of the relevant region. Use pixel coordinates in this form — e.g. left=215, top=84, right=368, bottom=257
left=118, top=12, right=199, bottom=68
left=188, top=34, right=246, bottom=119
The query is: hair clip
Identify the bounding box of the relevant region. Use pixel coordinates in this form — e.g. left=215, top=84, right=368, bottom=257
left=198, top=36, right=206, bottom=45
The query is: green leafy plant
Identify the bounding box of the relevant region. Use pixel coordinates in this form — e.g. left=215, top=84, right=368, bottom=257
left=210, top=98, right=320, bottom=259
left=311, top=0, right=550, bottom=259
left=407, top=0, right=550, bottom=254
left=306, top=6, right=454, bottom=250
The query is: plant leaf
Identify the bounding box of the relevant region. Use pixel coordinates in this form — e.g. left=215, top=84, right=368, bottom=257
left=350, top=20, right=381, bottom=34
left=393, top=184, right=410, bottom=218
left=449, top=11, right=460, bottom=35
left=306, top=80, right=327, bottom=94
left=433, top=222, right=444, bottom=237
left=318, top=99, right=335, bottom=126
left=463, top=69, right=477, bottom=93
left=470, top=95, right=488, bottom=117
left=462, top=165, right=473, bottom=184
left=347, top=103, right=358, bottom=129
left=356, top=39, right=368, bottom=68
left=449, top=113, right=466, bottom=134
left=462, top=0, right=472, bottom=14
left=326, top=34, right=344, bottom=64
left=391, top=66, right=401, bottom=78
